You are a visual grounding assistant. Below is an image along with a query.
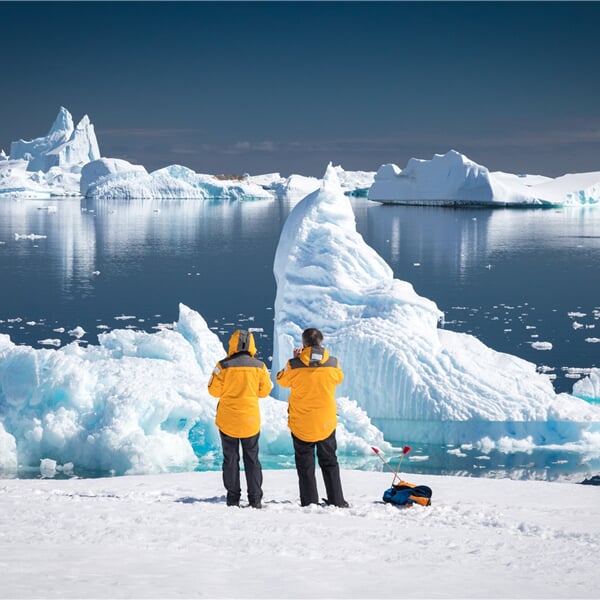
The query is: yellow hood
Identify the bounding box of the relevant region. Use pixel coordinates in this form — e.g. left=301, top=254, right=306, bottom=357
left=227, top=329, right=257, bottom=357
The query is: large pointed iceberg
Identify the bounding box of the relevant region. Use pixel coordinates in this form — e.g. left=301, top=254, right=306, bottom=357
left=368, top=150, right=600, bottom=207
left=9, top=107, right=100, bottom=173
left=273, top=164, right=600, bottom=445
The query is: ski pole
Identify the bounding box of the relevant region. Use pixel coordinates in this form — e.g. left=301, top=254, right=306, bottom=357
left=391, top=445, right=411, bottom=486
left=371, top=445, right=411, bottom=483
left=371, top=446, right=397, bottom=475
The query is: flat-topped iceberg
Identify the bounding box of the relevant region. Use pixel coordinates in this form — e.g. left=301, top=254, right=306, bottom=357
left=81, top=159, right=274, bottom=200
left=368, top=150, right=600, bottom=207
left=273, top=164, right=600, bottom=444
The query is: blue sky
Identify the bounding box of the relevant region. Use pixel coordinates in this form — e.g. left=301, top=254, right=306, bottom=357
left=2, top=1, right=599, bottom=176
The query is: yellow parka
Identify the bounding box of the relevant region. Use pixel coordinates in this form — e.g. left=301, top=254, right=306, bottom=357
left=276, top=345, right=344, bottom=443
left=208, top=329, right=272, bottom=438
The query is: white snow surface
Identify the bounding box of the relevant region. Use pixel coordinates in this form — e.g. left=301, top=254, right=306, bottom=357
left=368, top=150, right=600, bottom=206
left=273, top=164, right=600, bottom=444
left=0, top=304, right=389, bottom=475
left=1, top=469, right=598, bottom=599
left=81, top=159, right=274, bottom=200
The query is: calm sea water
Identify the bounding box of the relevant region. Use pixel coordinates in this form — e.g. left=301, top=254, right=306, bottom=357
left=1, top=197, right=599, bottom=480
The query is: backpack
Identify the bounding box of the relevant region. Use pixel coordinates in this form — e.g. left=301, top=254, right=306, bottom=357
left=383, top=480, right=432, bottom=507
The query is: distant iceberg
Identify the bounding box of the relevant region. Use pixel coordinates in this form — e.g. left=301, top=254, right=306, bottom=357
left=81, top=159, right=274, bottom=200
left=272, top=164, right=600, bottom=445
left=10, top=106, right=100, bottom=174
left=0, top=107, right=99, bottom=198
left=368, top=150, right=600, bottom=207
left=261, top=166, right=375, bottom=202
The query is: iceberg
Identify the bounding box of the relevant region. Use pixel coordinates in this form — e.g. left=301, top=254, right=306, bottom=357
left=368, top=150, right=600, bottom=207
left=272, top=164, right=600, bottom=445
left=81, top=159, right=274, bottom=200
left=266, top=173, right=321, bottom=202
left=262, top=166, right=374, bottom=202
left=9, top=106, right=100, bottom=173
left=1, top=107, right=99, bottom=198
left=573, top=368, right=600, bottom=403
left=0, top=304, right=388, bottom=475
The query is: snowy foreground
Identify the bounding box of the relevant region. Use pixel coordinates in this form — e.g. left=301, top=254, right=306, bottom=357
left=1, top=469, right=598, bottom=599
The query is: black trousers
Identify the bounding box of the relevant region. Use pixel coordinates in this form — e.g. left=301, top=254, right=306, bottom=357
left=219, top=431, right=263, bottom=505
left=292, top=430, right=346, bottom=507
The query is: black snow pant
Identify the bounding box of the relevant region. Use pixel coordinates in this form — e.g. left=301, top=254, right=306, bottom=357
left=219, top=431, right=263, bottom=506
left=292, top=430, right=346, bottom=507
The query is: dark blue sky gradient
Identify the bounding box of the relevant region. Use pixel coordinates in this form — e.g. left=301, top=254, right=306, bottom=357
left=2, top=1, right=599, bottom=176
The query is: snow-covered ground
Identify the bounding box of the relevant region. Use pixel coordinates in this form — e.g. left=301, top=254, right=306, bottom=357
left=1, top=469, right=598, bottom=599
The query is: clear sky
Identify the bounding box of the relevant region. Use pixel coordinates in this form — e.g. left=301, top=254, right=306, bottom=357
left=2, top=1, right=599, bottom=177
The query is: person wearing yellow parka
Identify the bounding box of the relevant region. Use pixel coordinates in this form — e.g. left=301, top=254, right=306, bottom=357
left=208, top=329, right=272, bottom=508
left=277, top=328, right=348, bottom=508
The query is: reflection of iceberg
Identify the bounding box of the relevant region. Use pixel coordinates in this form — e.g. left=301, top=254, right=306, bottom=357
left=2, top=199, right=98, bottom=299
left=368, top=150, right=600, bottom=207
left=273, top=165, right=600, bottom=445
left=364, top=205, right=494, bottom=281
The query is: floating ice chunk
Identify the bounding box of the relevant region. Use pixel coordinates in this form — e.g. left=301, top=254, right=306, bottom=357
left=585, top=338, right=600, bottom=343
left=531, top=341, right=553, bottom=350
left=573, top=368, right=600, bottom=402
left=40, top=458, right=57, bottom=478
left=68, top=326, right=86, bottom=339
left=14, top=233, right=47, bottom=240
left=447, top=448, right=467, bottom=457
left=476, top=435, right=535, bottom=454
left=56, top=461, right=74, bottom=475
left=38, top=338, right=61, bottom=347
